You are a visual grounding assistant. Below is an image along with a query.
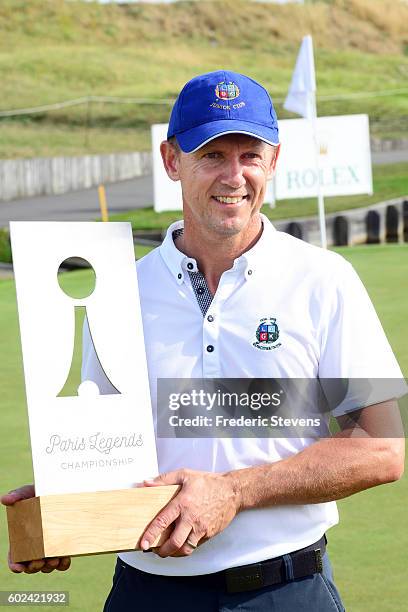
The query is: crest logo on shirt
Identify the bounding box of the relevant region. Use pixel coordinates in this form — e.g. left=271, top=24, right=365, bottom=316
left=253, top=317, right=282, bottom=351
left=215, top=81, right=240, bottom=100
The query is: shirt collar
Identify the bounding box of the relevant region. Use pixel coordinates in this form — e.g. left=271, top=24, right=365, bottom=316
left=159, top=219, right=195, bottom=284
left=159, top=214, right=276, bottom=284
left=238, top=214, right=277, bottom=271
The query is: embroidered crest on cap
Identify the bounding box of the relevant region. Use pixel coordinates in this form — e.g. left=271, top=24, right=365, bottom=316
left=215, top=81, right=240, bottom=100
left=253, top=317, right=282, bottom=351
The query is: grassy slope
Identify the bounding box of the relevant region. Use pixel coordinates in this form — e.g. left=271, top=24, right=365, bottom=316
left=0, top=243, right=407, bottom=610
left=1, top=0, right=408, bottom=157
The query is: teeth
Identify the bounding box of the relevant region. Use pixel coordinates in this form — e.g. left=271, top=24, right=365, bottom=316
left=214, top=196, right=245, bottom=204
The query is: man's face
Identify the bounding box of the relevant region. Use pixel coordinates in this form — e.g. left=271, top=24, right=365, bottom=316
left=162, top=134, right=277, bottom=237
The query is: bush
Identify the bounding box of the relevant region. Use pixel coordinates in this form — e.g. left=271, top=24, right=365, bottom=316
left=0, top=229, right=12, bottom=263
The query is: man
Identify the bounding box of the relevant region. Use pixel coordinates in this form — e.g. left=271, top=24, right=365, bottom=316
left=3, top=71, right=405, bottom=611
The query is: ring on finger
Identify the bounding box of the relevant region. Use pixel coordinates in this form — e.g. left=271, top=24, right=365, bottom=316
left=186, top=539, right=197, bottom=550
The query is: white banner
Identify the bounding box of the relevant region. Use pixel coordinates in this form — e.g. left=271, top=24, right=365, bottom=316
left=152, top=123, right=182, bottom=213
left=152, top=124, right=275, bottom=212
left=275, top=114, right=373, bottom=200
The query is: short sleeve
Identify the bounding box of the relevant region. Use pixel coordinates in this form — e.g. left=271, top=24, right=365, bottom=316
left=318, top=260, right=407, bottom=416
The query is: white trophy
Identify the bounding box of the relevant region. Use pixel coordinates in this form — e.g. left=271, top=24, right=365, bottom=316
left=6, top=222, right=177, bottom=562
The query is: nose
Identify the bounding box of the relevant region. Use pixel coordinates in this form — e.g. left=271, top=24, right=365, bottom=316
left=219, top=157, right=246, bottom=190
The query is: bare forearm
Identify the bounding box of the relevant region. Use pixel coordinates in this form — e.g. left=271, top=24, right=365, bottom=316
left=137, top=430, right=404, bottom=557
left=227, top=436, right=405, bottom=511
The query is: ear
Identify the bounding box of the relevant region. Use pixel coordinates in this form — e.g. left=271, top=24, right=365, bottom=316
left=267, top=144, right=281, bottom=179
left=160, top=140, right=181, bottom=182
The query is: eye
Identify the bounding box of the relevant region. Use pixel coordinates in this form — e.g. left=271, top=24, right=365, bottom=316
left=203, top=151, right=222, bottom=160
left=242, top=152, right=260, bottom=160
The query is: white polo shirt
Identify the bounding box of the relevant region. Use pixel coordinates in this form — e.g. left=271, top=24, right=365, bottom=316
left=82, top=215, right=405, bottom=576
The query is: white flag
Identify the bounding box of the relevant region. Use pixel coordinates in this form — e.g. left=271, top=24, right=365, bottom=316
left=284, top=35, right=316, bottom=120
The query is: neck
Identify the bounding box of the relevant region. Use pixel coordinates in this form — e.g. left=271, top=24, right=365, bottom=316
left=176, top=214, right=263, bottom=295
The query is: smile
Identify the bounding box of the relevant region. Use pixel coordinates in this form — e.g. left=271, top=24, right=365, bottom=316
left=213, top=195, right=248, bottom=204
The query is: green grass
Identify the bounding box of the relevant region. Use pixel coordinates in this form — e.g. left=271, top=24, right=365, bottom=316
left=334, top=244, right=408, bottom=372
left=0, top=229, right=12, bottom=263
left=107, top=162, right=408, bottom=229
left=0, top=44, right=406, bottom=158
left=1, top=0, right=408, bottom=157
left=0, top=244, right=407, bottom=610
left=330, top=246, right=408, bottom=611
left=135, top=244, right=156, bottom=260
left=0, top=123, right=151, bottom=160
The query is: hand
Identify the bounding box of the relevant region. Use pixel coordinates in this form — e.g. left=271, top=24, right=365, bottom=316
left=1, top=485, right=71, bottom=574
left=140, top=469, right=241, bottom=558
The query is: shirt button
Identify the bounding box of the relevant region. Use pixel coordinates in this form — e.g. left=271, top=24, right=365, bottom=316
left=207, top=315, right=214, bottom=322
left=206, top=345, right=214, bottom=353
left=187, top=262, right=194, bottom=270
left=197, top=287, right=205, bottom=295
left=177, top=273, right=182, bottom=279
left=247, top=269, right=253, bottom=275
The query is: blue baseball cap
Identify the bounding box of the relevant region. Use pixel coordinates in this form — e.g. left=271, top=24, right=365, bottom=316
left=167, top=70, right=279, bottom=153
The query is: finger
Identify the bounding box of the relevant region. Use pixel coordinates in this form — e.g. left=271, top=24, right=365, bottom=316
left=185, top=535, right=200, bottom=551
left=156, top=519, right=194, bottom=557
left=25, top=559, right=45, bottom=574
left=41, top=558, right=60, bottom=573
left=171, top=532, right=203, bottom=557
left=56, top=557, right=71, bottom=572
left=10, top=565, right=26, bottom=573
left=144, top=470, right=183, bottom=487
left=1, top=485, right=35, bottom=506
left=8, top=551, right=27, bottom=574
left=41, top=557, right=68, bottom=574
left=140, top=503, right=180, bottom=551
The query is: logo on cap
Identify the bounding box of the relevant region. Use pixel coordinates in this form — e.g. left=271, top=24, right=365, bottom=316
left=215, top=81, right=240, bottom=101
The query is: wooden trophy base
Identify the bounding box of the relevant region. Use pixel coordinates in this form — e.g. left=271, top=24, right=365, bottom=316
left=7, top=486, right=180, bottom=563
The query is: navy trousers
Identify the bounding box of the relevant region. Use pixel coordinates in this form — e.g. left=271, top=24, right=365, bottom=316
left=103, top=552, right=345, bottom=611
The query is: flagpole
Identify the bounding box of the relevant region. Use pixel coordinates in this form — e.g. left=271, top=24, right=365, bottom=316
left=310, top=91, right=327, bottom=249
left=283, top=35, right=328, bottom=249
